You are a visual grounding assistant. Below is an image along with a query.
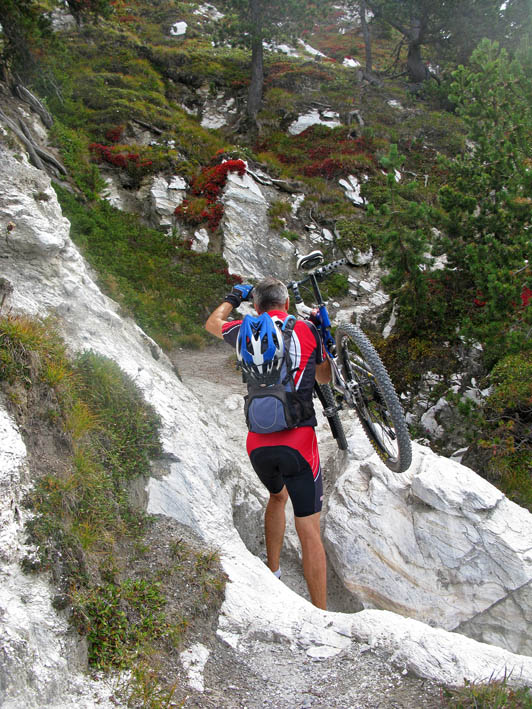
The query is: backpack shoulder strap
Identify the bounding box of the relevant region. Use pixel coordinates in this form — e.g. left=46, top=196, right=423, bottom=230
left=280, top=315, right=297, bottom=391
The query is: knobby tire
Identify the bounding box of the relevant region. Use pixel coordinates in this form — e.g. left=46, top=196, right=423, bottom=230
left=335, top=323, right=412, bottom=473
left=315, top=383, right=348, bottom=451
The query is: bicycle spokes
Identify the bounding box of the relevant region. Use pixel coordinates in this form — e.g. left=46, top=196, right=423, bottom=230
left=340, top=338, right=401, bottom=461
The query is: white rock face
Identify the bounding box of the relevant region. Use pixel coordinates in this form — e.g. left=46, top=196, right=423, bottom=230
left=299, top=40, right=328, bottom=58
left=221, top=169, right=296, bottom=281
left=170, top=21, right=187, bottom=36
left=388, top=99, right=404, bottom=110
left=264, top=42, right=299, bottom=57
left=192, top=227, right=210, bottom=253
left=343, top=57, right=362, bottom=68
left=4, top=146, right=532, bottom=700
left=194, top=3, right=224, bottom=21
left=325, top=433, right=532, bottom=655
left=149, top=175, right=186, bottom=225
left=0, top=407, right=115, bottom=709
left=180, top=643, right=210, bottom=691
left=289, top=109, right=342, bottom=136
left=339, top=174, right=366, bottom=206
left=102, top=175, right=125, bottom=209
left=198, top=93, right=232, bottom=129
left=50, top=6, right=76, bottom=30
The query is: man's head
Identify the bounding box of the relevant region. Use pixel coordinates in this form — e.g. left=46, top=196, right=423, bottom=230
left=253, top=277, right=289, bottom=314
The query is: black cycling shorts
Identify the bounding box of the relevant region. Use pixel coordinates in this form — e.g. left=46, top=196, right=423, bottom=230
left=247, top=427, right=323, bottom=517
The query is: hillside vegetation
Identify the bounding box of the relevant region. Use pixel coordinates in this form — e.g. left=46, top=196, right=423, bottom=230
left=1, top=1, right=531, bottom=526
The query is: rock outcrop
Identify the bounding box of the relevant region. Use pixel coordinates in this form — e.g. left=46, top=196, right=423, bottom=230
left=221, top=169, right=296, bottom=281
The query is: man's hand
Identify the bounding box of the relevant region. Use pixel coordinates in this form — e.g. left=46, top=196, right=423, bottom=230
left=224, top=284, right=253, bottom=308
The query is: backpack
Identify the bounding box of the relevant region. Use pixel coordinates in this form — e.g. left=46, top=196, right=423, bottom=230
left=236, top=313, right=314, bottom=434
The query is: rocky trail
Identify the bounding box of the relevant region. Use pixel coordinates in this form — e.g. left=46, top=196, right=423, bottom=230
left=170, top=340, right=444, bottom=708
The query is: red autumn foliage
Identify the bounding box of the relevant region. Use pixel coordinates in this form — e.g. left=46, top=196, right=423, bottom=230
left=521, top=286, right=532, bottom=307
left=105, top=125, right=125, bottom=143
left=260, top=127, right=375, bottom=180
left=304, top=158, right=350, bottom=178
left=89, top=143, right=154, bottom=173
left=175, top=160, right=246, bottom=233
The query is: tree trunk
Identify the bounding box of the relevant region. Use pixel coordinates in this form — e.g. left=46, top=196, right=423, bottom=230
left=406, top=41, right=428, bottom=82
left=360, top=0, right=373, bottom=74
left=247, top=0, right=264, bottom=125
left=406, top=16, right=428, bottom=83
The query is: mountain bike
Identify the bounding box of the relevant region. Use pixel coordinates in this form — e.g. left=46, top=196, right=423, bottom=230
left=287, top=251, right=412, bottom=473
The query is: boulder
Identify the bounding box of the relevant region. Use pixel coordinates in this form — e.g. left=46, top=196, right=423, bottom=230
left=288, top=109, right=342, bottom=136
left=325, top=429, right=532, bottom=656
left=149, top=175, right=187, bottom=226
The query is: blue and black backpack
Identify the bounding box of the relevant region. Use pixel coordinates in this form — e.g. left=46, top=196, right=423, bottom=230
left=236, top=313, right=313, bottom=434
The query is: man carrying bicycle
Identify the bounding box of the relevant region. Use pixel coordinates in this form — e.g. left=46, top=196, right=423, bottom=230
left=205, top=277, right=331, bottom=610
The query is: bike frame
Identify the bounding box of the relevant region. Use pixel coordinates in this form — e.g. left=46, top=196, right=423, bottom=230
left=287, top=259, right=357, bottom=408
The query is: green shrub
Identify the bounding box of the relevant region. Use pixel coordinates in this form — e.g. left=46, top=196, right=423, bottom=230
left=268, top=199, right=292, bottom=230
left=49, top=121, right=105, bottom=199
left=72, top=579, right=171, bottom=669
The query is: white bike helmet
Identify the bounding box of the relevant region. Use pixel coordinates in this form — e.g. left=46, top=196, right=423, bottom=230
left=237, top=313, right=284, bottom=385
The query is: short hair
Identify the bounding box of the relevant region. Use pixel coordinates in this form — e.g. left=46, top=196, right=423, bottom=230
left=253, top=276, right=288, bottom=312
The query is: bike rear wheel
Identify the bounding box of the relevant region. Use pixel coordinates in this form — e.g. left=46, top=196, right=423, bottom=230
left=335, top=323, right=412, bottom=473
left=314, top=383, right=348, bottom=451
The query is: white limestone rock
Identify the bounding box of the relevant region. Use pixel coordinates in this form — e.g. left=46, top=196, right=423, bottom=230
left=343, top=57, right=362, bottom=68
left=299, top=40, right=328, bottom=58
left=50, top=6, right=76, bottom=31
left=0, top=406, right=115, bottom=709
left=194, top=3, right=224, bottom=21
left=264, top=42, right=299, bottom=57
left=192, top=227, right=210, bottom=253
left=289, top=109, right=342, bottom=136
left=201, top=96, right=237, bottom=130
left=325, top=437, right=532, bottom=655
left=180, top=643, right=210, bottom=691
left=221, top=169, right=296, bottom=281
left=339, top=174, right=366, bottom=206
left=351, top=609, right=532, bottom=687
left=102, top=175, right=125, bottom=210
left=170, top=21, right=187, bottom=36
left=149, top=175, right=186, bottom=225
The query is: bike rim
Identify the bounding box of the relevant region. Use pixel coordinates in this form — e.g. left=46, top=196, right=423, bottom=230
left=340, top=341, right=400, bottom=462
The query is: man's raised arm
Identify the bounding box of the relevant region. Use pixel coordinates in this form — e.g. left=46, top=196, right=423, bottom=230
left=205, top=284, right=254, bottom=339
left=205, top=302, right=233, bottom=339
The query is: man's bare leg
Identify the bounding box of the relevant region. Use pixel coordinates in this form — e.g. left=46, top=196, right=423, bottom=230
left=294, top=512, right=327, bottom=610
left=264, top=486, right=289, bottom=573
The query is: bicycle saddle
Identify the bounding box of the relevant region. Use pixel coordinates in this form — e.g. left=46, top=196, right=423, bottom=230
left=297, top=250, right=324, bottom=271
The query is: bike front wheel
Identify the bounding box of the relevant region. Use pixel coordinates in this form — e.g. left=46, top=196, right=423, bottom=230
left=335, top=323, right=412, bottom=473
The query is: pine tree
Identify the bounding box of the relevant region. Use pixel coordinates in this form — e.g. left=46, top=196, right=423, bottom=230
left=369, top=144, right=435, bottom=331
left=438, top=39, right=532, bottom=362
left=366, top=0, right=529, bottom=82
left=216, top=0, right=332, bottom=125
